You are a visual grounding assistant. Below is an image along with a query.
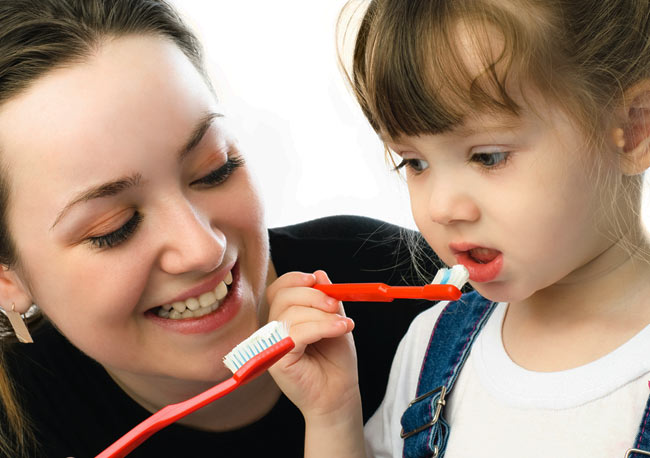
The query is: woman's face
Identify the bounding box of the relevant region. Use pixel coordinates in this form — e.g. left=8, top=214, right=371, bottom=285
left=0, top=35, right=269, bottom=382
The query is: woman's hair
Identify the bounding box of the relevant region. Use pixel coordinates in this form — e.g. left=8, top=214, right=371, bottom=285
left=0, top=1, right=208, bottom=455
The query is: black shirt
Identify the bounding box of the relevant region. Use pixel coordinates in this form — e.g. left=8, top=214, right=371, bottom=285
left=5, top=215, right=440, bottom=457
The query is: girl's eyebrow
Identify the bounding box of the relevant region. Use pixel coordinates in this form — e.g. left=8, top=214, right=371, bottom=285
left=378, top=114, right=522, bottom=143
left=453, top=114, right=523, bottom=136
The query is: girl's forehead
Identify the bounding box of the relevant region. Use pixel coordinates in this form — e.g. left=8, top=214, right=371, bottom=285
left=380, top=109, right=526, bottom=144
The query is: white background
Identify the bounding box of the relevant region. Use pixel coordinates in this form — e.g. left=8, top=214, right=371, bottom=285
left=169, top=1, right=417, bottom=230
left=169, top=1, right=650, bottom=231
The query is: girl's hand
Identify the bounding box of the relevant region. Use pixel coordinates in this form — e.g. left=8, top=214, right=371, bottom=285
left=266, top=270, right=358, bottom=418
left=267, top=270, right=365, bottom=458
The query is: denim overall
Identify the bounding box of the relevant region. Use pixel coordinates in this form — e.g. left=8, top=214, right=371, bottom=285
left=399, top=291, right=650, bottom=458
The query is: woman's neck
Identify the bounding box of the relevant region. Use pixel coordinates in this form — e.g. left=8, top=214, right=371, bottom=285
left=106, top=368, right=283, bottom=431
left=104, top=258, right=283, bottom=431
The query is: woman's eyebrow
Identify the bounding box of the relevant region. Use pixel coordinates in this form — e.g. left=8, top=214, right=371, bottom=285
left=178, top=112, right=223, bottom=161
left=50, top=112, right=224, bottom=230
left=51, top=173, right=142, bottom=229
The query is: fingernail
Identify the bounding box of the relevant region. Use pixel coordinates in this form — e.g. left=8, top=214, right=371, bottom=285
left=326, top=297, right=338, bottom=307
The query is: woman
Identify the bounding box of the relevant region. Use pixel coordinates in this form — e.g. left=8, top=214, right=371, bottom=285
left=0, top=1, right=439, bottom=456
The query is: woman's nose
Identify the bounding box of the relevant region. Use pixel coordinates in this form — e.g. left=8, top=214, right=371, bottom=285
left=157, top=201, right=226, bottom=275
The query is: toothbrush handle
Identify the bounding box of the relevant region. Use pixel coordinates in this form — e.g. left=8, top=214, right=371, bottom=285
left=95, top=338, right=295, bottom=458
left=313, top=283, right=394, bottom=302
left=95, top=378, right=239, bottom=458
left=313, top=283, right=462, bottom=302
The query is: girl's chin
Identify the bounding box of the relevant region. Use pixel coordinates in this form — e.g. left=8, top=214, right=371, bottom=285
left=472, top=281, right=530, bottom=304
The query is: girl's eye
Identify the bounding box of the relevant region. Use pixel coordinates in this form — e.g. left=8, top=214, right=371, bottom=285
left=470, top=151, right=510, bottom=168
left=191, top=156, right=245, bottom=187
left=394, top=158, right=430, bottom=174
left=86, top=211, right=143, bottom=249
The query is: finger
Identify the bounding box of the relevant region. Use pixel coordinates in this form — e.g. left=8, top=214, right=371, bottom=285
left=313, top=269, right=348, bottom=317
left=283, top=314, right=355, bottom=357
left=266, top=271, right=316, bottom=304
left=275, top=302, right=351, bottom=327
left=313, top=269, right=332, bottom=285
left=269, top=287, right=341, bottom=321
left=274, top=306, right=354, bottom=345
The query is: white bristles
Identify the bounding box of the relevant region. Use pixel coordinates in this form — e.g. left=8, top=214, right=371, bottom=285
left=223, top=321, right=290, bottom=373
left=431, top=264, right=470, bottom=289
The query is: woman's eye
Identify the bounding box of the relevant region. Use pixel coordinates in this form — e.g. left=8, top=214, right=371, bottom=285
left=470, top=151, right=510, bottom=168
left=86, top=211, right=142, bottom=249
left=394, top=158, right=430, bottom=173
left=192, top=156, right=245, bottom=187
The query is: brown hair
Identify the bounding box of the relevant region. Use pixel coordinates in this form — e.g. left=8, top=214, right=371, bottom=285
left=0, top=1, right=208, bottom=455
left=339, top=0, right=650, bottom=267
left=340, top=0, right=650, bottom=145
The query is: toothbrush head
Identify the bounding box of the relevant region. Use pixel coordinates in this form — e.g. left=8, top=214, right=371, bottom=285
left=223, top=321, right=293, bottom=381
left=431, top=264, right=470, bottom=290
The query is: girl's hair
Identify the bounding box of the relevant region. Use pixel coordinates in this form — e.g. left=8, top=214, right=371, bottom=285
left=0, top=1, right=208, bottom=455
left=339, top=0, right=650, bottom=273
left=340, top=0, right=650, bottom=143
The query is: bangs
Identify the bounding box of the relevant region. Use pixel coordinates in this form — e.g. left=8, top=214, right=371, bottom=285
left=351, top=0, right=558, bottom=138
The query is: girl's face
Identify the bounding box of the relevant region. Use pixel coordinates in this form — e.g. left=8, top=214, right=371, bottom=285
left=388, top=102, right=625, bottom=303
left=0, top=35, right=269, bottom=382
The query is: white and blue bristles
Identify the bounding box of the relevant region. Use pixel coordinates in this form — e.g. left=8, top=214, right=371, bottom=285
left=431, top=264, right=470, bottom=289
left=223, top=321, right=290, bottom=373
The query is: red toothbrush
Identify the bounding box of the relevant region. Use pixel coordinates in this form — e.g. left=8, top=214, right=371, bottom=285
left=313, top=265, right=469, bottom=302
left=313, top=282, right=462, bottom=301
left=96, top=321, right=294, bottom=458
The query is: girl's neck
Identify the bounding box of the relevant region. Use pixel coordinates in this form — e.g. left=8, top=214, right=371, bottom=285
left=503, top=230, right=650, bottom=371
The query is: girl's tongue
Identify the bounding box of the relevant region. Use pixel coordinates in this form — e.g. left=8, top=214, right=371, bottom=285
left=469, top=247, right=500, bottom=264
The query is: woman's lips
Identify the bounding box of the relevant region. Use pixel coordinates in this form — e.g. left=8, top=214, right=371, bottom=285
left=452, top=246, right=503, bottom=282
left=145, top=263, right=242, bottom=335
left=167, top=260, right=236, bottom=304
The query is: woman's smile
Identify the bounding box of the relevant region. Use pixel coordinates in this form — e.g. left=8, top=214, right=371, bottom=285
left=146, top=262, right=244, bottom=335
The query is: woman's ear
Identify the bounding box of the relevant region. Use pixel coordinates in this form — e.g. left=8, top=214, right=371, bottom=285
left=616, top=80, right=650, bottom=175
left=0, top=266, right=33, bottom=314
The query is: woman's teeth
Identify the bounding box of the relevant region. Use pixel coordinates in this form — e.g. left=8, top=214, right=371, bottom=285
left=157, top=270, right=233, bottom=319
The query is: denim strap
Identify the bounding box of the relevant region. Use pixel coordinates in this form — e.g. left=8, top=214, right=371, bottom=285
left=400, top=291, right=496, bottom=458
left=626, top=393, right=650, bottom=457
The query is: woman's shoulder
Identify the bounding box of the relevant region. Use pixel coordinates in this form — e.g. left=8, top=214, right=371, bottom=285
left=269, top=215, right=441, bottom=284
left=269, top=214, right=406, bottom=241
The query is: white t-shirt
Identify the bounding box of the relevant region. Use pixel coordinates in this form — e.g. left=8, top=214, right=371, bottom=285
left=365, top=302, right=650, bottom=457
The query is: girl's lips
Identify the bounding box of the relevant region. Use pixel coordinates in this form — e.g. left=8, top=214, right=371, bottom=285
left=453, top=248, right=503, bottom=282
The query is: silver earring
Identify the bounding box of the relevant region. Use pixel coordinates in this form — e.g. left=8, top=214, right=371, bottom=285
left=4, top=303, right=33, bottom=343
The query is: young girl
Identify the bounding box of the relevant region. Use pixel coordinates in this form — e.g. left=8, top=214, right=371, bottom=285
left=0, top=1, right=441, bottom=456
left=276, top=0, right=650, bottom=457
left=346, top=0, right=650, bottom=456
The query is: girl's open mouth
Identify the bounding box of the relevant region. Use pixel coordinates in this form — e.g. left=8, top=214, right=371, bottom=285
left=454, top=247, right=503, bottom=282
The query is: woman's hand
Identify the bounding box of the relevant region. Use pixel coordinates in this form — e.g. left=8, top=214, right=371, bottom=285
left=266, top=270, right=365, bottom=458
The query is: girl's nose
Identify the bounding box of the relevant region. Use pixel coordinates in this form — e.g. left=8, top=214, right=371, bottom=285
left=157, top=200, right=226, bottom=275
left=427, top=182, right=480, bottom=226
